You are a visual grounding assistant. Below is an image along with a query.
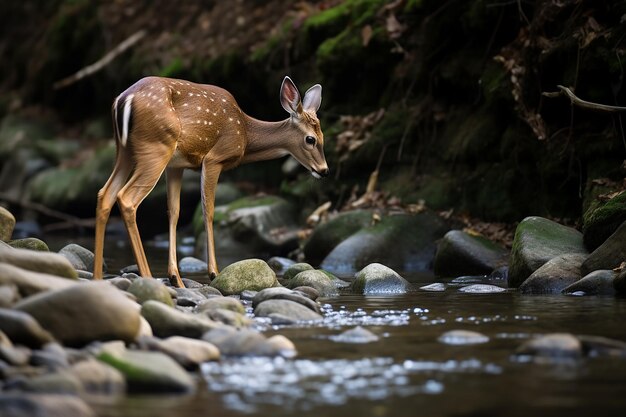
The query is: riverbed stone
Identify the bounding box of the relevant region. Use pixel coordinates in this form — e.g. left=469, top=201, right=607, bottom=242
left=69, top=358, right=126, bottom=395
left=0, top=283, right=19, bottom=307
left=203, top=308, right=251, bottom=328
left=282, top=263, right=314, bottom=280
left=254, top=299, right=323, bottom=321
left=519, top=253, right=587, bottom=294
left=583, top=190, right=626, bottom=250
left=508, top=217, right=588, bottom=287
left=303, top=209, right=374, bottom=266
left=292, top=286, right=320, bottom=301
left=15, top=281, right=141, bottom=346
left=0, top=393, right=96, bottom=417
left=352, top=263, right=411, bottom=295
left=434, top=230, right=508, bottom=278
left=195, top=296, right=245, bottom=314
left=137, top=335, right=220, bottom=369
left=210, top=259, right=278, bottom=295
left=174, top=288, right=207, bottom=307
left=419, top=283, right=446, bottom=292
left=7, top=238, right=49, bottom=252
left=98, top=347, right=195, bottom=393
left=202, top=327, right=296, bottom=357
left=127, top=278, right=174, bottom=306
left=287, top=270, right=339, bottom=297
left=106, top=277, right=132, bottom=291
left=252, top=287, right=321, bottom=313
left=578, top=335, right=626, bottom=358
left=178, top=256, right=208, bottom=275
left=330, top=326, right=379, bottom=344
left=562, top=270, right=616, bottom=296
left=438, top=330, right=489, bottom=345
left=267, top=256, right=296, bottom=274
left=458, top=284, right=506, bottom=294
left=141, top=300, right=220, bottom=338
left=58, top=244, right=96, bottom=272
left=0, top=243, right=78, bottom=279
left=581, top=219, right=626, bottom=275
left=614, top=269, right=626, bottom=294
left=0, top=263, right=77, bottom=297
left=29, top=343, right=69, bottom=369
left=17, top=370, right=84, bottom=394
left=0, top=206, right=16, bottom=241
left=0, top=308, right=54, bottom=347
left=320, top=212, right=449, bottom=275
left=517, top=333, right=583, bottom=359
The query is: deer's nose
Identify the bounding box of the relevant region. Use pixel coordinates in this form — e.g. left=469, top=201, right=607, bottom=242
left=318, top=168, right=329, bottom=177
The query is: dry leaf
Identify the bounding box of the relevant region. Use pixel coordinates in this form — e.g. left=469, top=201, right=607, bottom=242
left=361, top=25, right=373, bottom=47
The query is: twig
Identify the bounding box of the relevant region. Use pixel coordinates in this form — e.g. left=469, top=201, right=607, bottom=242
left=542, top=85, right=626, bottom=112
left=0, top=192, right=94, bottom=229
left=53, top=30, right=147, bottom=90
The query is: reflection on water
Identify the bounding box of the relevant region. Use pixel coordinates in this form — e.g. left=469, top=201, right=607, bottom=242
left=45, top=235, right=626, bottom=417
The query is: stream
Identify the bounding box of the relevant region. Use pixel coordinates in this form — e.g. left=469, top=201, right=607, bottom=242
left=45, top=235, right=626, bottom=417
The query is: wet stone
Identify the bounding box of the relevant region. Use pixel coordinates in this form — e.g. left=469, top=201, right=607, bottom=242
left=419, top=283, right=446, bottom=292
left=252, top=287, right=321, bottom=313
left=181, top=278, right=205, bottom=288
left=458, top=284, right=506, bottom=294
left=106, top=277, right=132, bottom=291
left=516, top=333, right=583, bottom=360
left=438, top=330, right=489, bottom=345
left=174, top=288, right=207, bottom=307
left=196, top=297, right=245, bottom=315
left=267, top=256, right=296, bottom=274
left=178, top=257, right=208, bottom=275
left=562, top=270, right=616, bottom=296
left=329, top=326, right=379, bottom=344
left=292, top=286, right=320, bottom=301
left=0, top=393, right=96, bottom=417
left=254, top=299, right=323, bottom=322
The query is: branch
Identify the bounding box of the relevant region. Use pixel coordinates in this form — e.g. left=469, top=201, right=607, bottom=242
left=542, top=85, right=626, bottom=112
left=53, top=30, right=147, bottom=90
left=0, top=192, right=94, bottom=230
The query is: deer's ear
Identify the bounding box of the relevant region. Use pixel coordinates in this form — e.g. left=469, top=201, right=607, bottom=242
left=280, top=76, right=302, bottom=115
left=302, top=84, right=322, bottom=113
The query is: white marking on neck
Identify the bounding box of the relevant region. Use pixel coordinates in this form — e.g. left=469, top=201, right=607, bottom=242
left=121, top=94, right=134, bottom=147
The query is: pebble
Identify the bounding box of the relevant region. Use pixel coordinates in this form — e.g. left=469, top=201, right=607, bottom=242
left=458, top=284, right=506, bottom=294
left=438, top=330, right=489, bottom=345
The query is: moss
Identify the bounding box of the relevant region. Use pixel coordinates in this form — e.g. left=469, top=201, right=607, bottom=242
left=583, top=191, right=626, bottom=249
left=158, top=58, right=185, bottom=78
left=8, top=238, right=50, bottom=252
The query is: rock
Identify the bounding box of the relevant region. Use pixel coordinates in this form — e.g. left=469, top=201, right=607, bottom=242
left=58, top=244, right=97, bottom=272
left=458, top=284, right=506, bottom=294
left=141, top=300, right=220, bottom=338
left=0, top=243, right=78, bottom=279
left=106, top=277, right=132, bottom=291
left=0, top=206, right=16, bottom=241
left=583, top=190, right=626, bottom=250
left=127, top=278, right=174, bottom=306
left=434, top=230, right=508, bottom=277
left=0, top=284, right=19, bottom=307
left=69, top=358, right=126, bottom=395
left=282, top=263, right=314, bottom=280
left=196, top=286, right=223, bottom=298
left=210, top=259, right=278, bottom=296
left=138, top=336, right=220, bottom=369
left=321, top=212, right=449, bottom=275
left=254, top=299, right=323, bottom=321
left=303, top=210, right=373, bottom=266
left=562, top=270, right=616, bottom=296
left=15, top=282, right=141, bottom=347
left=29, top=343, right=69, bottom=369
left=174, top=288, right=207, bottom=307
left=267, top=256, right=296, bottom=273
left=202, top=327, right=296, bottom=357
left=614, top=269, right=626, bottom=294
left=419, top=283, right=446, bottom=292
left=195, top=297, right=245, bottom=314
left=203, top=308, right=251, bottom=328
left=329, top=326, right=379, bottom=343
left=516, top=333, right=582, bottom=359
left=7, top=238, right=49, bottom=252
left=318, top=269, right=351, bottom=288
left=252, top=287, right=321, bottom=313
left=0, top=263, right=76, bottom=297
left=0, top=393, right=96, bottom=417
left=240, top=290, right=258, bottom=300
left=577, top=335, right=626, bottom=358
left=16, top=371, right=83, bottom=394
left=0, top=332, right=30, bottom=366
left=519, top=253, right=587, bottom=294
left=181, top=278, right=205, bottom=288
left=292, top=286, right=320, bottom=301
left=438, top=330, right=489, bottom=345
left=98, top=347, right=195, bottom=393
left=178, top=257, right=208, bottom=275
left=508, top=217, right=587, bottom=287
left=0, top=308, right=54, bottom=348
left=581, top=220, right=626, bottom=275
left=287, top=270, right=339, bottom=297
left=352, top=263, right=411, bottom=295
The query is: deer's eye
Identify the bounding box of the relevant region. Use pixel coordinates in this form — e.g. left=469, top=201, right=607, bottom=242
left=305, top=136, right=316, bottom=145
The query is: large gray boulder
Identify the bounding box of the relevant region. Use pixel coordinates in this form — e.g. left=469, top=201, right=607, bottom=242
left=321, top=212, right=449, bottom=275
left=519, top=253, right=587, bottom=294
left=509, top=217, right=588, bottom=287
left=562, top=270, right=616, bottom=296
left=210, top=259, right=278, bottom=296
left=14, top=282, right=141, bottom=346
left=352, top=263, right=411, bottom=295
left=581, top=220, right=626, bottom=275
left=434, top=230, right=508, bottom=277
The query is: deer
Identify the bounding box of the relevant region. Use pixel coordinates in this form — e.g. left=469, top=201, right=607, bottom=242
left=93, top=76, right=328, bottom=287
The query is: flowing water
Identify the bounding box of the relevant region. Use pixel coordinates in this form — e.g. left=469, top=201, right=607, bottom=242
left=47, top=235, right=626, bottom=417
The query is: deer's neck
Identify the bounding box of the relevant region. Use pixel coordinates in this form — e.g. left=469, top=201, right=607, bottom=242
left=241, top=115, right=292, bottom=164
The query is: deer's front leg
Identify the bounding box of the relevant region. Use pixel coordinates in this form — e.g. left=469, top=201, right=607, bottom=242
left=201, top=161, right=222, bottom=279
left=166, top=167, right=185, bottom=288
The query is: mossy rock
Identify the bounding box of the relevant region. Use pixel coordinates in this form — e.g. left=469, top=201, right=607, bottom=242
left=434, top=230, right=508, bottom=278
left=8, top=238, right=49, bottom=252
left=583, top=191, right=626, bottom=250
left=282, top=263, right=314, bottom=280
left=286, top=269, right=339, bottom=297
left=127, top=279, right=174, bottom=307
left=210, top=259, right=279, bottom=296
left=304, top=211, right=375, bottom=266
left=508, top=217, right=588, bottom=288
left=0, top=206, right=16, bottom=241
